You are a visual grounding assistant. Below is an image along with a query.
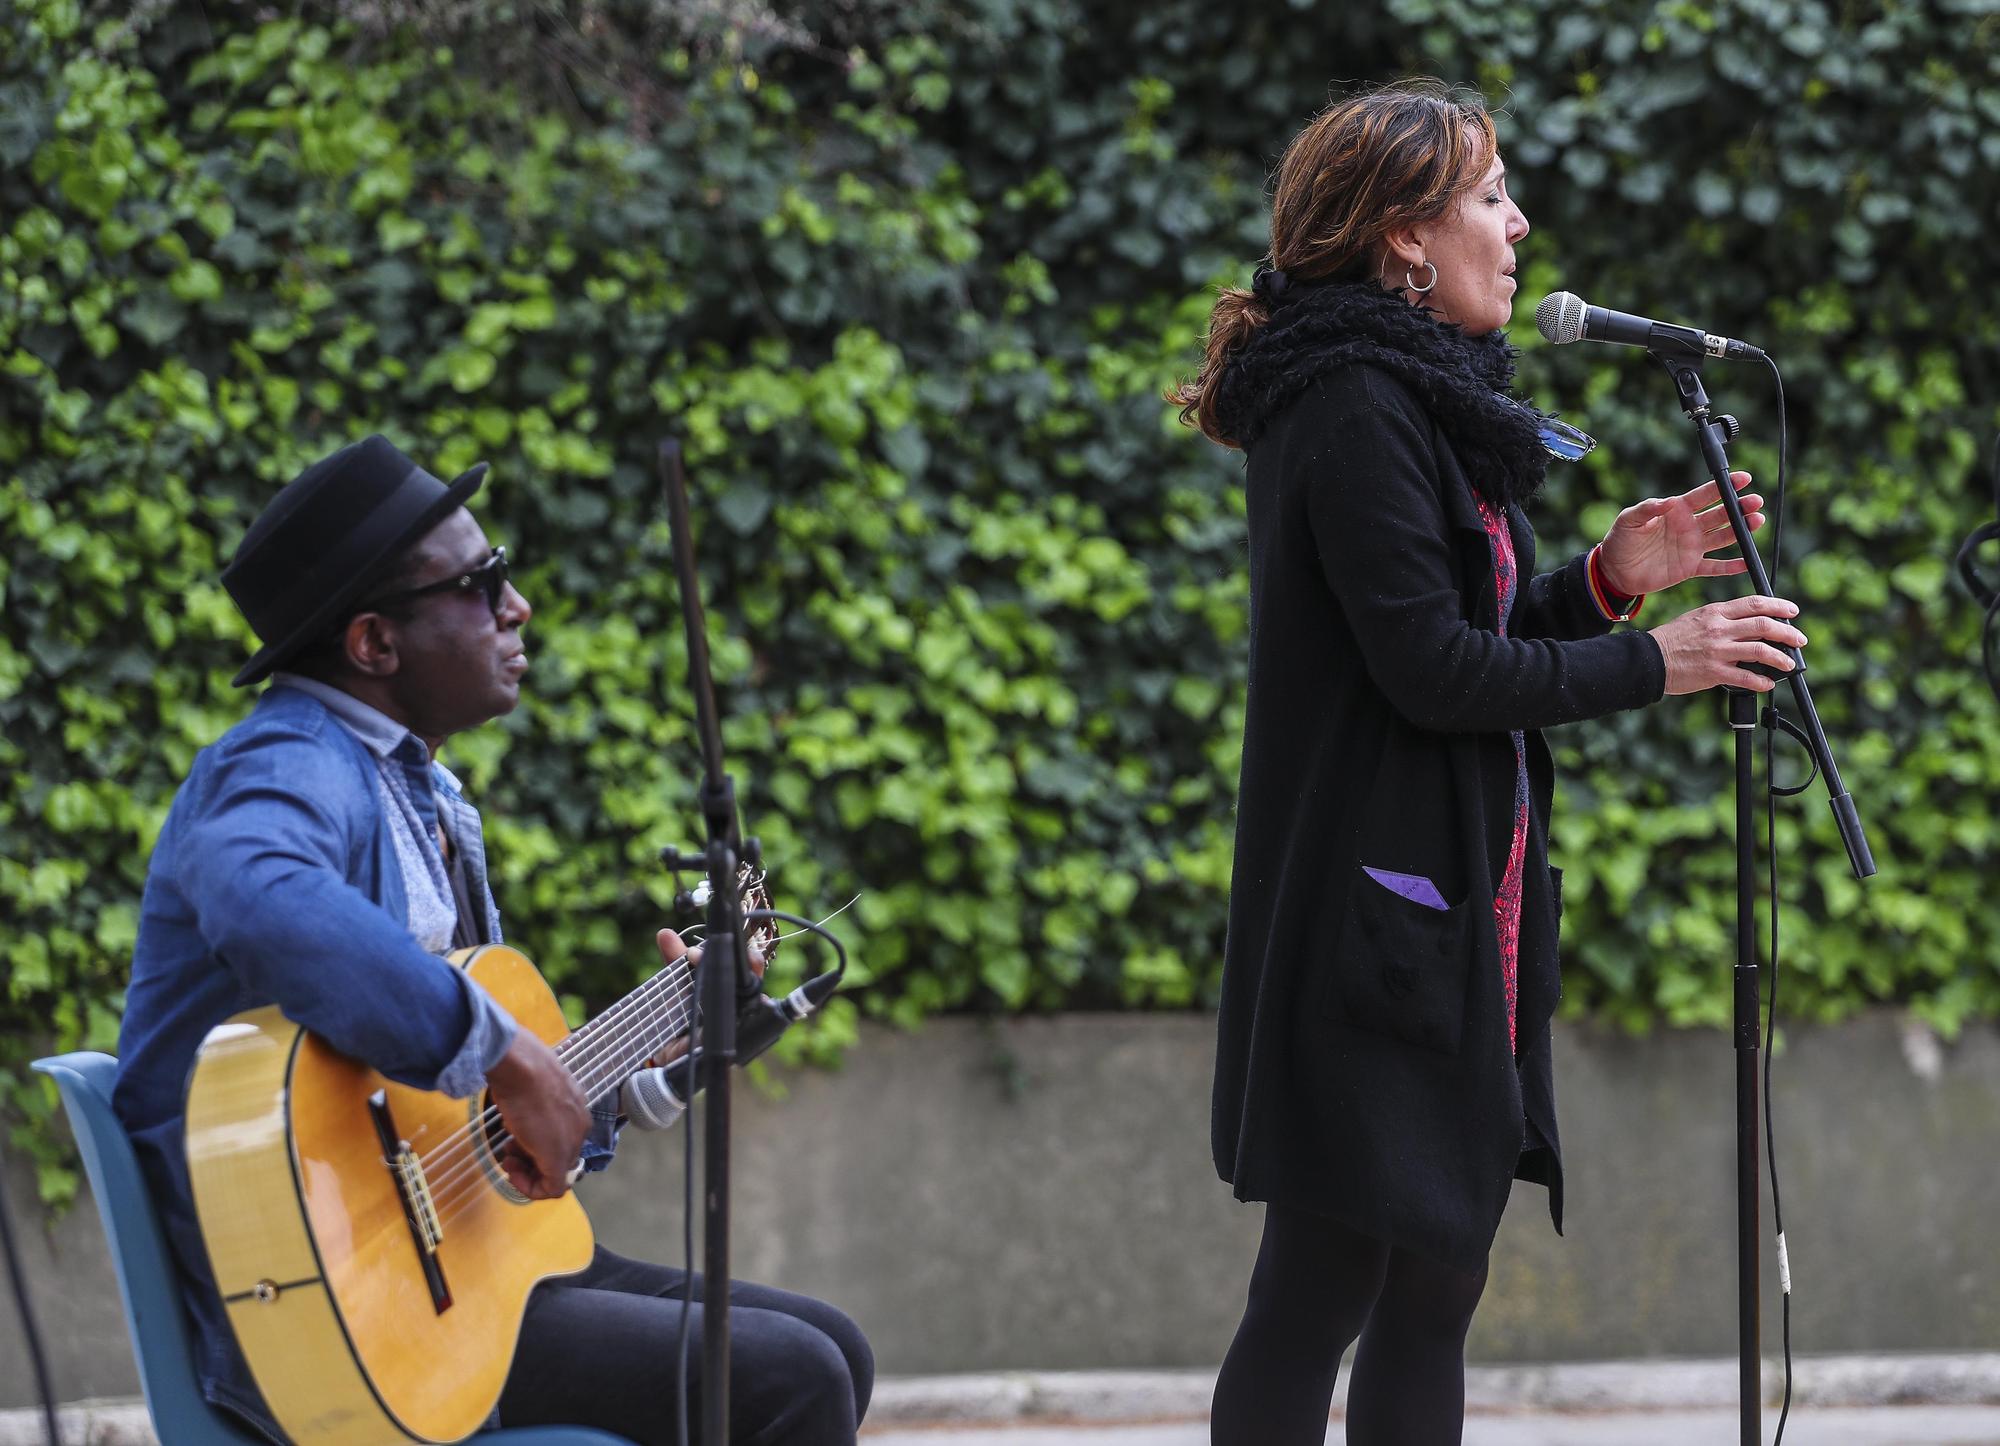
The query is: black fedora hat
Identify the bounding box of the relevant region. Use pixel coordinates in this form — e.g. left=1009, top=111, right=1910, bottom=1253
left=222, top=435, right=487, bottom=687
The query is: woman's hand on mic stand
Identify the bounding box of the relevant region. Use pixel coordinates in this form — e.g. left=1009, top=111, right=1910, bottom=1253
left=1649, top=595, right=1807, bottom=695
left=1598, top=470, right=1766, bottom=595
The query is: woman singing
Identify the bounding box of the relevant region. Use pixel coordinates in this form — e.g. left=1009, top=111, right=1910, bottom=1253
left=1176, top=81, right=1807, bottom=1444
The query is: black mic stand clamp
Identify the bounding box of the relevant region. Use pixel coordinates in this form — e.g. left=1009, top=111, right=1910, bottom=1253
left=1648, top=353, right=1877, bottom=1446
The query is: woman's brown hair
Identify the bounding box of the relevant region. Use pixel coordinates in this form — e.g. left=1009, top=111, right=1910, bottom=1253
left=1169, top=79, right=1498, bottom=449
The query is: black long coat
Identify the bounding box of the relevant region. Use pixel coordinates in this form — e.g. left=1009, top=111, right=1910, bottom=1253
left=1211, top=363, right=1667, bottom=1272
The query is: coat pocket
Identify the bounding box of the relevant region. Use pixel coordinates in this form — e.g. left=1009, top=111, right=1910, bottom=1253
left=1324, top=865, right=1473, bottom=1055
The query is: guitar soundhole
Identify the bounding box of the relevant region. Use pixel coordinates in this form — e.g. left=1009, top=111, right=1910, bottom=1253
left=471, top=1093, right=532, bottom=1206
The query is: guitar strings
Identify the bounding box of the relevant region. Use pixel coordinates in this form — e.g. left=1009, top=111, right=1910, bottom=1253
left=414, top=905, right=788, bottom=1226
left=417, top=961, right=701, bottom=1220
left=419, top=906, right=786, bottom=1202
left=420, top=916, right=781, bottom=1223
left=422, top=977, right=696, bottom=1224
left=416, top=950, right=692, bottom=1183
left=532, top=902, right=784, bottom=1107
left=422, top=929, right=724, bottom=1189
left=416, top=954, right=696, bottom=1207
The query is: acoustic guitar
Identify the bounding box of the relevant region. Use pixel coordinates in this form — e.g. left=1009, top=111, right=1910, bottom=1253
left=183, top=883, right=775, bottom=1444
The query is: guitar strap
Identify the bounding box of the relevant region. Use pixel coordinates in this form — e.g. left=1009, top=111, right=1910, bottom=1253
left=441, top=816, right=489, bottom=951
left=429, top=768, right=503, bottom=949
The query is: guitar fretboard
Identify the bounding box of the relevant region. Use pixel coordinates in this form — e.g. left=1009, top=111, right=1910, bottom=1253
left=550, top=956, right=695, bottom=1097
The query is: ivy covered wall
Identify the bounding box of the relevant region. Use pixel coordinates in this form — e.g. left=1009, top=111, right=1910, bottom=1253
left=4, top=0, right=1997, bottom=1202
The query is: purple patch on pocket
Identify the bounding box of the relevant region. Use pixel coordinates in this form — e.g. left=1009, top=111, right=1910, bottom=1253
left=1361, top=866, right=1449, bottom=911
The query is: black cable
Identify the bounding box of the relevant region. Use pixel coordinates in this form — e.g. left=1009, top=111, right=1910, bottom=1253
left=0, top=1141, right=63, bottom=1446
left=741, top=909, right=851, bottom=983
left=1765, top=724, right=1793, bottom=1443
left=1759, top=351, right=1795, bottom=1444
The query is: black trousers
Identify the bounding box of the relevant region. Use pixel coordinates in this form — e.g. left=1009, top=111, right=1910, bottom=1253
left=497, top=1247, right=874, bottom=1446
left=1211, top=1205, right=1489, bottom=1446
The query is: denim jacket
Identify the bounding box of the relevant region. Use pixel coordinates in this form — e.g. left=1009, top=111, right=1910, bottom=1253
left=112, top=683, right=618, bottom=1439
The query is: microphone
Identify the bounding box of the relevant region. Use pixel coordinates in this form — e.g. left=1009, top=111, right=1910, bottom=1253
left=620, top=972, right=843, bottom=1130
left=1536, top=291, right=1766, bottom=361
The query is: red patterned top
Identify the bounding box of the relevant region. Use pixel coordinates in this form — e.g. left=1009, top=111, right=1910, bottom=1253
left=1474, top=493, right=1531, bottom=1055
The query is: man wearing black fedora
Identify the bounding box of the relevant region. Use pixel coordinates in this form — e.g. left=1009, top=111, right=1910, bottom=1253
left=113, top=435, right=873, bottom=1444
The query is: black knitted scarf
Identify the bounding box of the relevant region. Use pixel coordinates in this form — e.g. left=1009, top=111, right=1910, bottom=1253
left=1212, top=280, right=1553, bottom=508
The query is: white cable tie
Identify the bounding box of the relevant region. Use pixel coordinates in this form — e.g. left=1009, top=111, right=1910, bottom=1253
left=1777, top=1231, right=1792, bottom=1296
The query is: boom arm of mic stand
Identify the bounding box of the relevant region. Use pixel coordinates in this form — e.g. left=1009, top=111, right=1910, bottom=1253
left=1652, top=354, right=1877, bottom=880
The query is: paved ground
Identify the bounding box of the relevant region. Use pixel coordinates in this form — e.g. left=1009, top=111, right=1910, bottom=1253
left=863, top=1407, right=2000, bottom=1444
left=8, top=1402, right=2000, bottom=1444
left=11, top=1359, right=2000, bottom=1445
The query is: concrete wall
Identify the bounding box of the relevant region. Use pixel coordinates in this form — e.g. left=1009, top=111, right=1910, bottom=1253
left=4, top=1011, right=1997, bottom=1407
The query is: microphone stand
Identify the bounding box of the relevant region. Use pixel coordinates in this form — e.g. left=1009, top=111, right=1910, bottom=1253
left=1647, top=349, right=1877, bottom=1446
left=658, top=438, right=764, bottom=1446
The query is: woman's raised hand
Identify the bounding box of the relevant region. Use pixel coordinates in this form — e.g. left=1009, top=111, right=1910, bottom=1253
left=1597, top=471, right=1765, bottom=597
left=1648, top=595, right=1807, bottom=695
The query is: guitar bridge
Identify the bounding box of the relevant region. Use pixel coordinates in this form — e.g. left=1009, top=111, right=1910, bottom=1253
left=368, top=1090, right=453, bottom=1313
left=394, top=1145, right=444, bottom=1251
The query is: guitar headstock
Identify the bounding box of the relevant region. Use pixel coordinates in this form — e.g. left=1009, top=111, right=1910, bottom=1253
left=689, top=864, right=779, bottom=966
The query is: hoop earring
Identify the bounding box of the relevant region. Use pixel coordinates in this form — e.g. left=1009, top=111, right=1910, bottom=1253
left=1405, top=260, right=1438, bottom=295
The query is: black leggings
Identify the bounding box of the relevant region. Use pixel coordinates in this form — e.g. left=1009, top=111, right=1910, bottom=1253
left=1210, top=1204, right=1489, bottom=1446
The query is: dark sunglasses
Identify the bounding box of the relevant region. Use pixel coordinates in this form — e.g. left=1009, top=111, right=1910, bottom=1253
left=360, top=546, right=511, bottom=617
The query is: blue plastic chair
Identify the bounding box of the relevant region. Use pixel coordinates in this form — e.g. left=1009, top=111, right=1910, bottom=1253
left=33, top=1052, right=629, bottom=1445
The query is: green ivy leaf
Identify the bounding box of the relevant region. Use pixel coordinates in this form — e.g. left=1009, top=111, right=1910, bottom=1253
left=120, top=293, right=187, bottom=346
left=715, top=480, right=774, bottom=535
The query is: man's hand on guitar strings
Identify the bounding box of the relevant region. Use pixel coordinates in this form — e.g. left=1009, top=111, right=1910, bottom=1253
left=485, top=1029, right=592, bottom=1199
